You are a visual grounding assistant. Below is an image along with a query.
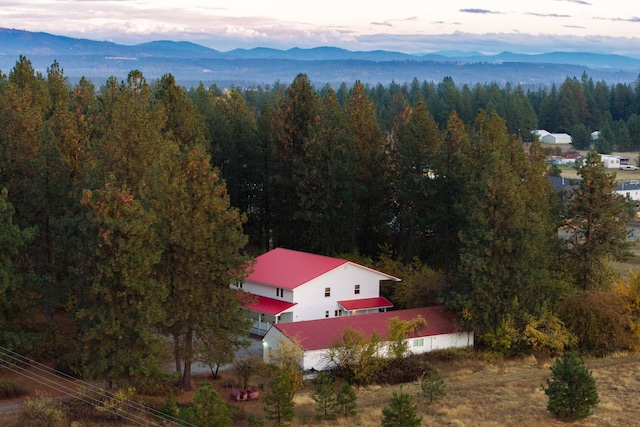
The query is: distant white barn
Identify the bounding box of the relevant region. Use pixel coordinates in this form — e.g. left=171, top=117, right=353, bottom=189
left=533, top=129, right=550, bottom=140
left=541, top=133, right=572, bottom=144
left=591, top=131, right=601, bottom=140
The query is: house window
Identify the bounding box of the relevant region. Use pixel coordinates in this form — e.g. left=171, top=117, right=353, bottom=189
left=325, top=310, right=329, bottom=318
left=413, top=338, right=424, bottom=347
left=325, top=287, right=331, bottom=297
left=275, top=287, right=283, bottom=297
left=335, top=310, right=342, bottom=317
left=354, top=284, right=360, bottom=295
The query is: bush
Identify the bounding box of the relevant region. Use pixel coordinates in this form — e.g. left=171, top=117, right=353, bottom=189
left=21, top=391, right=68, bottom=427
left=544, top=352, right=599, bottom=421
left=0, top=379, right=28, bottom=399
left=558, top=290, right=636, bottom=356
left=375, top=355, right=430, bottom=385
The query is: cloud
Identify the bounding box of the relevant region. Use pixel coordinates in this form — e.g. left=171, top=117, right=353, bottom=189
left=554, top=0, right=592, bottom=5
left=597, top=16, right=640, bottom=23
left=355, top=32, right=640, bottom=56
left=460, top=9, right=501, bottom=14
left=526, top=13, right=571, bottom=18
left=371, top=16, right=417, bottom=27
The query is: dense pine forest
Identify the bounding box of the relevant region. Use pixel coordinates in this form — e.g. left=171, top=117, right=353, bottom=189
left=2, top=55, right=640, bottom=396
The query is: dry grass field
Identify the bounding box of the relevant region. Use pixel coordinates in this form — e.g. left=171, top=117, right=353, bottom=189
left=555, top=150, right=640, bottom=181
left=2, top=350, right=640, bottom=426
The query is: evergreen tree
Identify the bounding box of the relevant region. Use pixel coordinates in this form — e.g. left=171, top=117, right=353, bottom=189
left=564, top=151, right=634, bottom=289
left=381, top=387, right=422, bottom=427
left=298, top=88, right=357, bottom=254
left=571, top=123, right=592, bottom=150
left=153, top=73, right=206, bottom=149
left=345, top=80, right=392, bottom=255
left=449, top=111, right=562, bottom=343
left=311, top=372, right=338, bottom=420
left=432, top=112, right=470, bottom=283
left=140, top=143, right=251, bottom=391
left=182, top=381, right=233, bottom=427
left=0, top=188, right=35, bottom=349
left=544, top=352, right=599, bottom=421
left=420, top=368, right=446, bottom=404
left=393, top=101, right=440, bottom=262
left=263, top=370, right=296, bottom=427
left=335, top=382, right=358, bottom=418
left=80, top=180, right=167, bottom=390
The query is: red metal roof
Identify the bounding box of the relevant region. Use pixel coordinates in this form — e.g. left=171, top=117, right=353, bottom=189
left=244, top=295, right=297, bottom=316
left=245, top=248, right=350, bottom=289
left=272, top=305, right=458, bottom=351
left=338, top=296, right=394, bottom=311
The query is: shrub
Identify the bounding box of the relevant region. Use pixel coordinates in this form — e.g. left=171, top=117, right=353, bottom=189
left=0, top=379, right=28, bottom=399
left=21, top=391, right=68, bottom=427
left=544, top=352, right=599, bottom=421
left=558, top=290, right=635, bottom=356
left=375, top=355, right=430, bottom=385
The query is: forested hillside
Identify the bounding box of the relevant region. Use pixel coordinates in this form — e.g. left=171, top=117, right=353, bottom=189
left=2, top=55, right=640, bottom=395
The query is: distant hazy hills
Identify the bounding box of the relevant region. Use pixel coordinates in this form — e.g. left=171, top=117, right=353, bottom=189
left=1, top=27, right=638, bottom=88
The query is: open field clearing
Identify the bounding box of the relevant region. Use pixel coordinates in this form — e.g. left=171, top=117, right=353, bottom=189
left=2, top=350, right=640, bottom=426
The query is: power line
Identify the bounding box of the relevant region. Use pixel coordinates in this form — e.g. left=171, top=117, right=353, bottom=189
left=0, top=345, right=197, bottom=427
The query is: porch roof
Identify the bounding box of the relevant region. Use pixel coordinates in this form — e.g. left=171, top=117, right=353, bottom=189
left=244, top=295, right=297, bottom=316
left=337, top=296, right=393, bottom=311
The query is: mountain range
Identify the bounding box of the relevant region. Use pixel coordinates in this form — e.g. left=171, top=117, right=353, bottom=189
left=1, top=27, right=638, bottom=89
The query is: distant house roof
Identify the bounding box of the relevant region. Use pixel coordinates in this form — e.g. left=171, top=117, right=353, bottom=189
left=550, top=176, right=581, bottom=192
left=244, top=295, right=298, bottom=316
left=533, top=129, right=550, bottom=138
left=338, top=296, right=394, bottom=311
left=271, top=305, right=458, bottom=351
left=245, top=247, right=400, bottom=290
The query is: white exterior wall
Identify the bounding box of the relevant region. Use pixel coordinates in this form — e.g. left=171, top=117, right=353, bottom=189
left=265, top=330, right=475, bottom=372
left=242, top=282, right=294, bottom=303
left=290, top=264, right=387, bottom=322
left=541, top=133, right=572, bottom=144
left=601, top=155, right=621, bottom=169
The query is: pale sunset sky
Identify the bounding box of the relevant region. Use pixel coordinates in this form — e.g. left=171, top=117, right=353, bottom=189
left=1, top=0, right=639, bottom=54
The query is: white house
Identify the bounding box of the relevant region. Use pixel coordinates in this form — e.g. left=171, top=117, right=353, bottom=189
left=591, top=131, right=601, bottom=140
left=236, top=248, right=400, bottom=336
left=540, top=133, right=572, bottom=144
left=601, top=154, right=621, bottom=169
left=615, top=181, right=640, bottom=202
left=262, top=305, right=474, bottom=371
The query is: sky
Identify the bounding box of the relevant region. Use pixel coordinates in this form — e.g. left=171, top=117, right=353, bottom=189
left=1, top=0, right=640, bottom=55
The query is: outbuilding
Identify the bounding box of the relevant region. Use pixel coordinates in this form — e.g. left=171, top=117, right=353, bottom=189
left=540, top=133, right=572, bottom=144
left=262, top=305, right=474, bottom=371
